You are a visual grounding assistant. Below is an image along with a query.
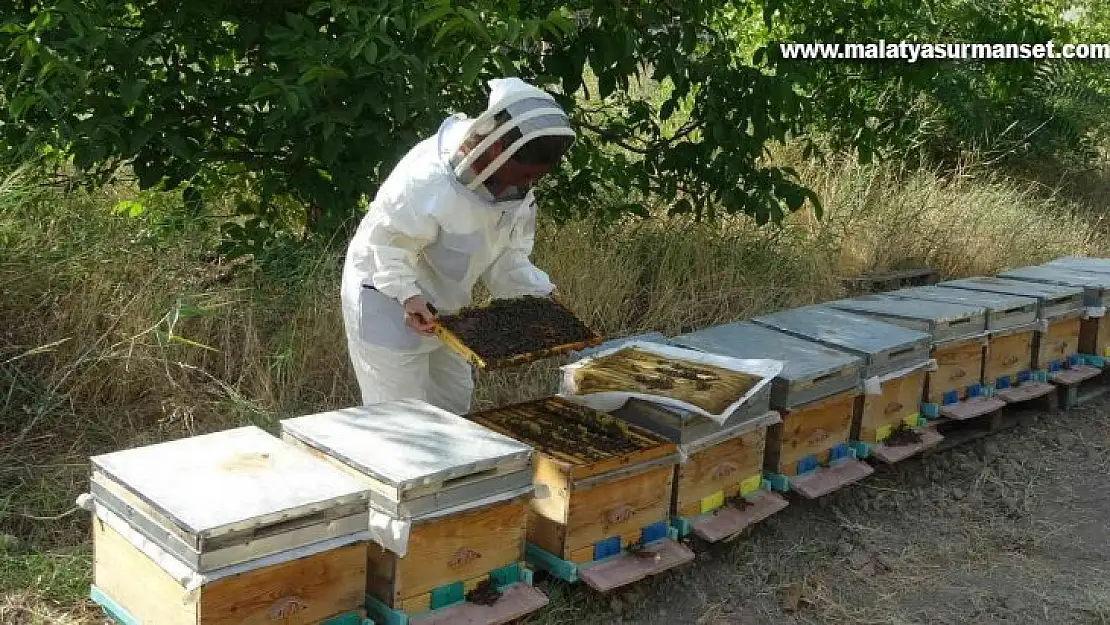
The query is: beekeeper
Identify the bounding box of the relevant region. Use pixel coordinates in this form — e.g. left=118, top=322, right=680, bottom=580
left=340, top=77, right=575, bottom=414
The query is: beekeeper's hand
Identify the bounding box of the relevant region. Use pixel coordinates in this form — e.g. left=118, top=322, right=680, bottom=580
left=403, top=296, right=437, bottom=335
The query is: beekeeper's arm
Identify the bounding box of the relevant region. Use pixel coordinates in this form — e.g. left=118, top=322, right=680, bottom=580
left=364, top=183, right=441, bottom=312
left=481, top=200, right=556, bottom=299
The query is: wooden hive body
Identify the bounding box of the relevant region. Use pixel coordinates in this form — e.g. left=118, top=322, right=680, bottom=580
left=278, top=400, right=549, bottom=622
left=888, top=286, right=1043, bottom=390
left=87, top=426, right=373, bottom=625
left=939, top=277, right=1087, bottom=370
left=998, top=265, right=1110, bottom=360
left=466, top=398, right=694, bottom=591
left=823, top=295, right=995, bottom=415
left=750, top=308, right=941, bottom=469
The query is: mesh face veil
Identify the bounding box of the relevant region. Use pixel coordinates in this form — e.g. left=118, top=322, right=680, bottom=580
left=452, top=78, right=576, bottom=191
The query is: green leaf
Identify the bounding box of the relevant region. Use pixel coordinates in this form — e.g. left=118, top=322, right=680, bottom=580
left=248, top=81, right=281, bottom=101
left=298, top=66, right=348, bottom=85
left=459, top=49, right=485, bottom=87
left=415, top=5, right=454, bottom=30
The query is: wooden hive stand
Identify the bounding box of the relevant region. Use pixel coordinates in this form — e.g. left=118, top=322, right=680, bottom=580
left=279, top=400, right=549, bottom=625
left=83, top=426, right=374, bottom=625
left=466, top=397, right=694, bottom=593
left=752, top=307, right=943, bottom=479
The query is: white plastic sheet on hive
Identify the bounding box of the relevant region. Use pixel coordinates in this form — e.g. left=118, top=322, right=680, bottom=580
left=557, top=340, right=784, bottom=426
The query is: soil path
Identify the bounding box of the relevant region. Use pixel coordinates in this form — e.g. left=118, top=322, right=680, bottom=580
left=527, top=397, right=1110, bottom=625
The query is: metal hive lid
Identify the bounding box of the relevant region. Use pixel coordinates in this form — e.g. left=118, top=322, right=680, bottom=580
left=827, top=294, right=987, bottom=324
left=938, top=276, right=1084, bottom=300
left=279, top=399, right=533, bottom=490
left=672, top=321, right=862, bottom=383
left=999, top=265, right=1110, bottom=290
left=890, top=286, right=1037, bottom=313
left=1046, top=256, right=1110, bottom=274
left=751, top=304, right=931, bottom=357
left=89, top=426, right=371, bottom=536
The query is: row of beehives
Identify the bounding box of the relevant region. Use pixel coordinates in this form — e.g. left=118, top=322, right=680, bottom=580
left=78, top=256, right=1110, bottom=625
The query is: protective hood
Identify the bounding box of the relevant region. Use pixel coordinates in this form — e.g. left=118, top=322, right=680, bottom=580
left=451, top=77, right=576, bottom=191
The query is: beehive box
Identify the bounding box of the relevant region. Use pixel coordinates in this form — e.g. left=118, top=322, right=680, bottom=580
left=998, top=265, right=1110, bottom=360
left=85, top=426, right=373, bottom=625
left=751, top=306, right=945, bottom=471
left=671, top=321, right=896, bottom=497
left=883, top=286, right=1056, bottom=405
left=1043, top=257, right=1110, bottom=363
left=823, top=295, right=1007, bottom=419
left=939, top=275, right=1102, bottom=397
left=940, top=276, right=1087, bottom=371
left=279, top=400, right=549, bottom=625
left=466, top=397, right=694, bottom=593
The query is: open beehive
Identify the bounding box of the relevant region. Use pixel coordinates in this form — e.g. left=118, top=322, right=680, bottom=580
left=751, top=306, right=943, bottom=473
left=675, top=322, right=919, bottom=494
left=563, top=345, right=766, bottom=415
left=998, top=265, right=1110, bottom=360
left=466, top=397, right=693, bottom=592
left=564, top=335, right=788, bottom=541
left=85, top=426, right=373, bottom=625
left=433, top=295, right=603, bottom=369
left=279, top=400, right=548, bottom=625
left=823, top=295, right=1008, bottom=418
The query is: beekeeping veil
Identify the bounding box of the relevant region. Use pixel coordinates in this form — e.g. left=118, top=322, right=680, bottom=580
left=451, top=77, right=576, bottom=191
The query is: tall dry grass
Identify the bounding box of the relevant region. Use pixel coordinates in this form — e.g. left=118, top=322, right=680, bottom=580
left=0, top=153, right=1107, bottom=618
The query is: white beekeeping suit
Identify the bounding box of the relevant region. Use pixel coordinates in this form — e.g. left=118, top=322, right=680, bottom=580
left=340, top=77, right=575, bottom=414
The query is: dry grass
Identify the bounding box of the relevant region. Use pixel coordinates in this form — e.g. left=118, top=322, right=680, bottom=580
left=1, top=153, right=1108, bottom=621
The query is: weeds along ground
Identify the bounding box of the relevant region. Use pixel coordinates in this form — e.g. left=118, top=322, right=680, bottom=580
left=0, top=153, right=1107, bottom=620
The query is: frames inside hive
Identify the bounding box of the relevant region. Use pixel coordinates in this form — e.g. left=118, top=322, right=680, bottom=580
left=567, top=347, right=765, bottom=414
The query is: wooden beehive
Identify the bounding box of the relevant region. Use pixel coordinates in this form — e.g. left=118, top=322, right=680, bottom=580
left=278, top=400, right=549, bottom=624
left=750, top=307, right=944, bottom=471
left=608, top=397, right=786, bottom=541
left=86, top=426, right=373, bottom=625
left=939, top=276, right=1087, bottom=371
left=883, top=286, right=1055, bottom=404
left=466, top=397, right=694, bottom=592
left=1044, top=257, right=1110, bottom=361
left=823, top=295, right=1005, bottom=418
left=998, top=265, right=1110, bottom=359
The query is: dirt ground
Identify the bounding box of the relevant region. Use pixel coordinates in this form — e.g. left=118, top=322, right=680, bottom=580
left=3, top=395, right=1108, bottom=625
left=525, top=395, right=1110, bottom=625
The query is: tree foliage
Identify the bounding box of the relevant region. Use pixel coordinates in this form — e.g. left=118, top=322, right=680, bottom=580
left=2, top=1, right=1107, bottom=256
